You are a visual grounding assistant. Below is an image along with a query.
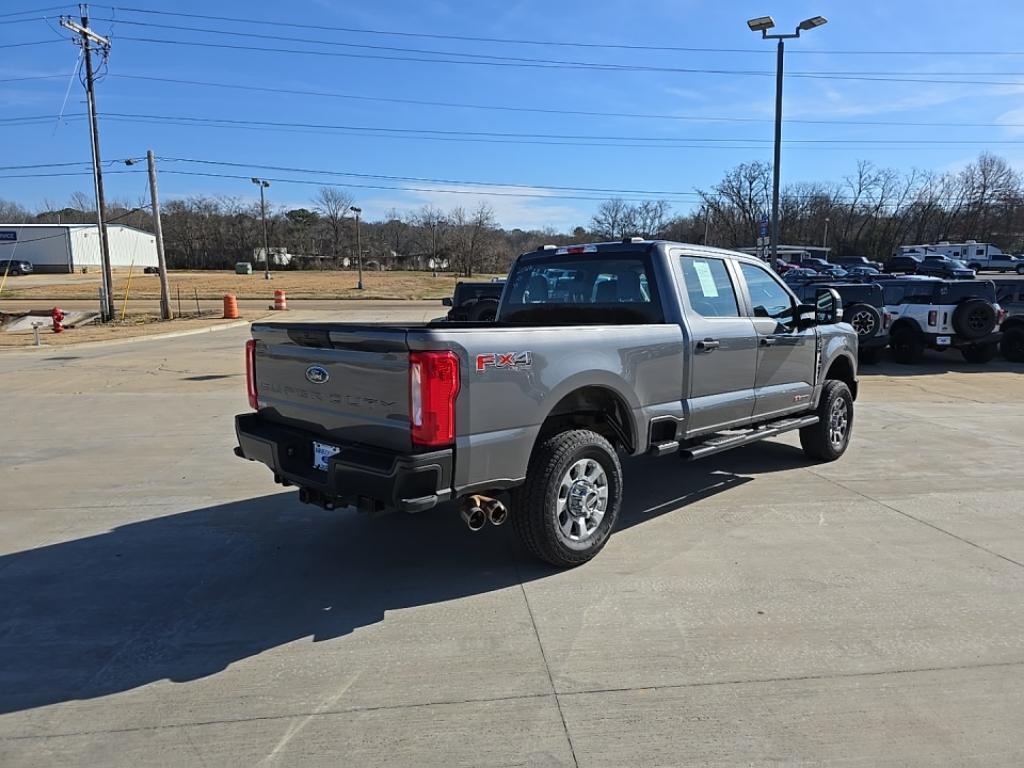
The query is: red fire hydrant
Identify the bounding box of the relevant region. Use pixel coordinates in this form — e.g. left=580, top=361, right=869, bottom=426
left=51, top=306, right=66, bottom=334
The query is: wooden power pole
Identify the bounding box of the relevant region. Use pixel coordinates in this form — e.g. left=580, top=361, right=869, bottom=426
left=61, top=5, right=115, bottom=321
left=146, top=151, right=172, bottom=319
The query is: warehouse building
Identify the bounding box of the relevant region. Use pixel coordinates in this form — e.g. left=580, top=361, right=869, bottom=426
left=0, top=224, right=158, bottom=273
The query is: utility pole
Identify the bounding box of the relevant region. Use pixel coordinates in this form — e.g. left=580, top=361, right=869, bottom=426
left=822, top=217, right=830, bottom=250
left=703, top=205, right=711, bottom=245
left=350, top=206, right=363, bottom=289
left=147, top=151, right=172, bottom=319
left=61, top=6, right=115, bottom=321
left=251, top=178, right=271, bottom=279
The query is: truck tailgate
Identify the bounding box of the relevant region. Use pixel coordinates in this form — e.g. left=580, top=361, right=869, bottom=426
left=252, top=323, right=413, bottom=452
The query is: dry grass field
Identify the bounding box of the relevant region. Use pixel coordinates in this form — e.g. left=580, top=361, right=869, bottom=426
left=0, top=270, right=502, bottom=302
left=0, top=312, right=257, bottom=349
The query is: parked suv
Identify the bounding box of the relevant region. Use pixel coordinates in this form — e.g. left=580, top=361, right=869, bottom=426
left=880, top=278, right=1004, bottom=363
left=833, top=255, right=884, bottom=271
left=884, top=254, right=922, bottom=274
left=442, top=280, right=504, bottom=321
left=794, top=281, right=889, bottom=364
left=0, top=259, right=33, bottom=276
left=993, top=279, right=1024, bottom=362
left=917, top=255, right=975, bottom=279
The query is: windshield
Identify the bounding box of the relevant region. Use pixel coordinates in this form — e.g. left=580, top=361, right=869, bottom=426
left=501, top=252, right=663, bottom=324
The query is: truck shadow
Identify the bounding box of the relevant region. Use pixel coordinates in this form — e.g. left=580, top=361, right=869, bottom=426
left=0, top=442, right=800, bottom=716
left=860, top=352, right=1024, bottom=377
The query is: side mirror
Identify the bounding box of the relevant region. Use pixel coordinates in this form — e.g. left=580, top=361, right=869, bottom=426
left=441, top=297, right=453, bottom=306
left=813, top=287, right=843, bottom=325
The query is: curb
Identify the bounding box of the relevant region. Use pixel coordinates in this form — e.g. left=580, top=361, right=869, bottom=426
left=0, top=317, right=258, bottom=353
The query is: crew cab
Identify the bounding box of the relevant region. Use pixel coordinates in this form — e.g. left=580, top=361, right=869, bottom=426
left=235, top=241, right=858, bottom=567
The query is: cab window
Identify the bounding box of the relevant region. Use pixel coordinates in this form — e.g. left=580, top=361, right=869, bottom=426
left=740, top=262, right=794, bottom=319
left=679, top=256, right=739, bottom=317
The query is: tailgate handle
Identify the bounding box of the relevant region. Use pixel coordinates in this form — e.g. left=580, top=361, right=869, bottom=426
left=696, top=338, right=720, bottom=351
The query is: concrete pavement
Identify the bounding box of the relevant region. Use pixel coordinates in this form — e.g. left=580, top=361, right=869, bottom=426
left=2, top=310, right=1024, bottom=766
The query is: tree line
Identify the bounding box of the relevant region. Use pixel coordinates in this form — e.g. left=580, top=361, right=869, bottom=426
left=2, top=152, right=1022, bottom=274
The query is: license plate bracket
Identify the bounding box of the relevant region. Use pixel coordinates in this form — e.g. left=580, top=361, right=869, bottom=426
left=312, top=441, right=341, bottom=471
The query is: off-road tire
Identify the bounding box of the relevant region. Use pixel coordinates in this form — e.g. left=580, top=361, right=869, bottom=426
left=468, top=301, right=498, bottom=322
left=511, top=429, right=622, bottom=568
left=961, top=342, right=997, bottom=364
left=1000, top=326, right=1024, bottom=362
left=800, top=380, right=854, bottom=462
left=952, top=299, right=997, bottom=340
left=844, top=303, right=882, bottom=339
left=891, top=327, right=924, bottom=364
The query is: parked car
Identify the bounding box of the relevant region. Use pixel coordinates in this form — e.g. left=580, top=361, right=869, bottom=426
left=817, top=264, right=849, bottom=279
left=833, top=255, right=884, bottom=271
left=793, top=281, right=889, bottom=364
left=0, top=259, right=33, bottom=276
left=442, top=280, right=505, bottom=321
left=884, top=254, right=922, bottom=274
left=993, top=279, right=1024, bottom=362
left=845, top=266, right=881, bottom=279
left=881, top=278, right=1004, bottom=364
left=917, top=255, right=975, bottom=279
left=782, top=267, right=821, bottom=284
left=773, top=258, right=796, bottom=274
left=235, top=241, right=858, bottom=567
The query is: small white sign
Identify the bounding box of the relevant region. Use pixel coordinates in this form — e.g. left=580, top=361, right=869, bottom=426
left=312, top=441, right=341, bottom=471
left=692, top=261, right=720, bottom=298
left=936, top=336, right=951, bottom=346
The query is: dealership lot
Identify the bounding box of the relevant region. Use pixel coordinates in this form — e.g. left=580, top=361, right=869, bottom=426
left=2, top=310, right=1024, bottom=767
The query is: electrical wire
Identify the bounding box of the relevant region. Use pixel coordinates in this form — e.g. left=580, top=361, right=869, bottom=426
left=0, top=39, right=66, bottom=48
left=87, top=5, right=1024, bottom=56
left=0, top=5, right=71, bottom=18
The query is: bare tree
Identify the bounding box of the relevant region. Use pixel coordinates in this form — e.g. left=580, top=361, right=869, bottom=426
left=634, top=200, right=670, bottom=238
left=313, top=187, right=354, bottom=265
left=590, top=198, right=638, bottom=239
left=449, top=202, right=496, bottom=277
left=414, top=205, right=449, bottom=275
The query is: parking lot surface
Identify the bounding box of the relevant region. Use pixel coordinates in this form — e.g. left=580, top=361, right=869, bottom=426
left=2, top=308, right=1024, bottom=767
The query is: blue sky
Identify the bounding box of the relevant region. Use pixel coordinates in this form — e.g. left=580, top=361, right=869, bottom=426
left=4, top=0, right=1024, bottom=229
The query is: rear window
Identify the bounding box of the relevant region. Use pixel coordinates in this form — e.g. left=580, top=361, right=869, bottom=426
left=502, top=253, right=663, bottom=324
left=884, top=280, right=996, bottom=305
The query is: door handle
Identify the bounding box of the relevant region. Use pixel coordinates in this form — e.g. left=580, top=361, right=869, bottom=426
left=696, top=338, right=720, bottom=351
left=760, top=337, right=777, bottom=347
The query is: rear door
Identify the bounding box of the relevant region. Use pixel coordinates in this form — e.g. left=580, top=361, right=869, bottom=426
left=675, top=252, right=757, bottom=434
left=736, top=261, right=818, bottom=420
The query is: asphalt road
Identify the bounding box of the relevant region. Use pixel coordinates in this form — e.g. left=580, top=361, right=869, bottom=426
left=2, top=310, right=1024, bottom=767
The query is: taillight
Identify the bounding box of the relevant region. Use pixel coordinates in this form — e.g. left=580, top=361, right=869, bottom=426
left=998, top=308, right=1007, bottom=325
left=883, top=311, right=892, bottom=329
left=245, top=339, right=258, bottom=410
left=409, top=351, right=460, bottom=447
left=927, top=310, right=938, bottom=326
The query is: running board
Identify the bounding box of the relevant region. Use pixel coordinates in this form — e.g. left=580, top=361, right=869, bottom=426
left=679, top=415, right=819, bottom=461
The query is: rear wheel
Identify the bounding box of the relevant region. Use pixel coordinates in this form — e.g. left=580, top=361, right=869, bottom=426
left=891, top=327, right=924, bottom=364
left=800, top=380, right=854, bottom=462
left=512, top=429, right=622, bottom=568
left=961, top=343, right=997, bottom=364
left=9, top=267, right=21, bottom=276
left=1000, top=326, right=1024, bottom=362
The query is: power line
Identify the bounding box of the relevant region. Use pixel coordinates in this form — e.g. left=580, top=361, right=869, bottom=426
left=86, top=5, right=1024, bottom=56
left=105, top=73, right=1024, bottom=130
left=0, top=5, right=71, bottom=18
left=0, top=39, right=66, bottom=49
left=103, top=35, right=1024, bottom=85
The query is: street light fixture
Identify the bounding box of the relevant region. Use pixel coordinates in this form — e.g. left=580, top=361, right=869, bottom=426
left=350, top=205, right=363, bottom=290
left=747, top=14, right=828, bottom=264
left=251, top=177, right=272, bottom=280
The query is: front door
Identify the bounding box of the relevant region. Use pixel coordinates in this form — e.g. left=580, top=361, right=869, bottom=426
left=738, top=261, right=817, bottom=419
left=677, top=253, right=758, bottom=434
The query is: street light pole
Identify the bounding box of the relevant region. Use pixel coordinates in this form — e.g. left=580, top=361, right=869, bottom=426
left=703, top=205, right=711, bottom=245
left=251, top=178, right=271, bottom=280
left=747, top=15, right=828, bottom=265
left=823, top=217, right=830, bottom=249
left=350, top=206, right=363, bottom=289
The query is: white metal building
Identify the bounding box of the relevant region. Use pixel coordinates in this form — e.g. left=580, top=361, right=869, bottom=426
left=0, top=224, right=158, bottom=273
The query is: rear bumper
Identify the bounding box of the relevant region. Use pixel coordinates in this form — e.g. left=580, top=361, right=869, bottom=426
left=234, top=413, right=453, bottom=513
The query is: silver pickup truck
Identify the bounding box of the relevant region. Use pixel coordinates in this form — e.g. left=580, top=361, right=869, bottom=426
left=236, top=240, right=858, bottom=567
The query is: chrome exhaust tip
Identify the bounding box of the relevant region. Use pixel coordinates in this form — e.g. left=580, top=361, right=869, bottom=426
left=461, top=506, right=487, bottom=532
left=485, top=500, right=508, bottom=526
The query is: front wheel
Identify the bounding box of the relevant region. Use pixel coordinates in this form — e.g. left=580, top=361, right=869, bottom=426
left=1017, top=264, right=1024, bottom=275
left=511, top=429, right=622, bottom=568
left=800, top=380, right=854, bottom=462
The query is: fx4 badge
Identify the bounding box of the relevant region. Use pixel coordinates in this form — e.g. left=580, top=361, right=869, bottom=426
left=476, top=351, right=533, bottom=372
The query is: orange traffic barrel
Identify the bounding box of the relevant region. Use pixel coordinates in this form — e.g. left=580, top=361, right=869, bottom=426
left=273, top=289, right=288, bottom=311
left=223, top=294, right=239, bottom=319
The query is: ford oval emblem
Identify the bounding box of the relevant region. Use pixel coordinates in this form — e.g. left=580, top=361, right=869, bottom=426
left=305, top=365, right=330, bottom=384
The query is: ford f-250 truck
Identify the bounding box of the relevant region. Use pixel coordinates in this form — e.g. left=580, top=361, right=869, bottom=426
left=236, top=240, right=858, bottom=567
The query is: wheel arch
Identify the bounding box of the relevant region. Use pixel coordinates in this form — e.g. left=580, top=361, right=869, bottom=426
left=535, top=383, right=638, bottom=456
left=823, top=353, right=858, bottom=400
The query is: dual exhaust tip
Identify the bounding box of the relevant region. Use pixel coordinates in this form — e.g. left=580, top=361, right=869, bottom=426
left=460, top=494, right=507, bottom=531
